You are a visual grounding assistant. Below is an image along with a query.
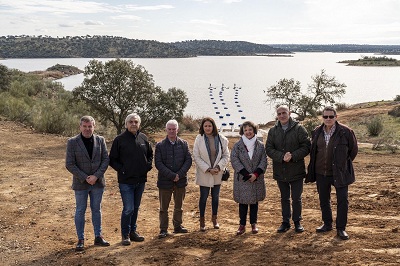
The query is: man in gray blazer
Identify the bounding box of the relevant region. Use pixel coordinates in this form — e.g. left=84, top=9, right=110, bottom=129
left=66, top=116, right=110, bottom=251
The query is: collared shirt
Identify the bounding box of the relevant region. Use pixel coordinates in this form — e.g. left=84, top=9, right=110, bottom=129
left=323, top=124, right=336, bottom=146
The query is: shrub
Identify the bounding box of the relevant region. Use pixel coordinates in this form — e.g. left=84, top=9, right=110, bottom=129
left=388, top=106, right=400, bottom=118
left=301, top=117, right=320, bottom=137
left=394, top=95, right=400, bottom=101
left=0, top=93, right=31, bottom=123
left=32, top=100, right=77, bottom=135
left=335, top=102, right=348, bottom=111
left=179, top=115, right=201, bottom=132
left=366, top=116, right=384, bottom=137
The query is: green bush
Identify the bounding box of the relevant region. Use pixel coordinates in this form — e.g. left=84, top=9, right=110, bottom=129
left=388, top=106, right=400, bottom=117
left=179, top=115, right=201, bottom=132
left=0, top=93, right=32, bottom=123
left=366, top=116, right=384, bottom=136
left=301, top=117, right=320, bottom=137
left=32, top=100, right=77, bottom=135
left=335, top=102, right=348, bottom=111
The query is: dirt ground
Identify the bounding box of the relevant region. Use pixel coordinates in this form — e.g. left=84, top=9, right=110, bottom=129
left=0, top=104, right=399, bottom=266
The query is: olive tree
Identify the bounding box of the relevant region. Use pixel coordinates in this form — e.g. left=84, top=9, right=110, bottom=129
left=265, top=69, right=346, bottom=120
left=73, top=59, right=188, bottom=134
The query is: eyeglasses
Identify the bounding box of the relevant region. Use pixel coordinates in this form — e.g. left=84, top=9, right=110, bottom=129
left=277, top=112, right=287, bottom=116
left=322, top=115, right=336, bottom=119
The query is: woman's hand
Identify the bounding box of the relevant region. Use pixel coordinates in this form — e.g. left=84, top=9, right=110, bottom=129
left=249, top=173, right=257, bottom=182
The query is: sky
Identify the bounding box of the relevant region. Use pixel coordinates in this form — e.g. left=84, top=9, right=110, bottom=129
left=1, top=0, right=399, bottom=45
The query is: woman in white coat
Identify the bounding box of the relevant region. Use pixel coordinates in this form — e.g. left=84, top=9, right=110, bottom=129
left=193, top=117, right=230, bottom=231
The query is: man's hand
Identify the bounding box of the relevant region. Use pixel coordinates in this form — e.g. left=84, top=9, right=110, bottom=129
left=86, top=175, right=98, bottom=185
left=283, top=152, right=292, bottom=162
left=173, top=174, right=179, bottom=182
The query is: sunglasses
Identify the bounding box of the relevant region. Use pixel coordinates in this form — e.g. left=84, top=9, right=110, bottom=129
left=322, top=115, right=336, bottom=119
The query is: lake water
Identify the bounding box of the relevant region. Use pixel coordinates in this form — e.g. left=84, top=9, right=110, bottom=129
left=1, top=53, right=400, bottom=128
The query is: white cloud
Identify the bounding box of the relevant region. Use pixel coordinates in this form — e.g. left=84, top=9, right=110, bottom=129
left=84, top=21, right=104, bottom=26
left=111, top=15, right=142, bottom=21
left=124, top=5, right=174, bottom=11
left=189, top=19, right=225, bottom=26
left=59, top=23, right=74, bottom=28
left=0, top=0, right=117, bottom=14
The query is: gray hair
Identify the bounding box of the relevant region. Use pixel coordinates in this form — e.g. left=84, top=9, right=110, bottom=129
left=322, top=106, right=337, bottom=115
left=166, top=119, right=179, bottom=129
left=125, top=113, right=141, bottom=128
left=80, top=115, right=95, bottom=126
left=276, top=105, right=290, bottom=112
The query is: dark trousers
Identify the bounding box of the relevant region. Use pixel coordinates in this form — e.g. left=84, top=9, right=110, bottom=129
left=239, top=203, right=258, bottom=225
left=316, top=174, right=349, bottom=230
left=199, top=185, right=221, bottom=217
left=159, top=186, right=186, bottom=231
left=277, top=179, right=303, bottom=224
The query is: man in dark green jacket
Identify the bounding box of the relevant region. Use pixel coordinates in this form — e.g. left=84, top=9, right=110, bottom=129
left=266, top=105, right=310, bottom=233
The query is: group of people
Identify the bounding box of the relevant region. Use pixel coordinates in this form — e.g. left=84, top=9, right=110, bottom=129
left=66, top=105, right=358, bottom=252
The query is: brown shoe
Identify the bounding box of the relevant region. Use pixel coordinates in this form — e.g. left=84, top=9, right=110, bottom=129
left=212, top=215, right=219, bottom=229
left=251, top=223, right=259, bottom=234
left=200, top=217, right=206, bottom=232
left=236, top=225, right=245, bottom=235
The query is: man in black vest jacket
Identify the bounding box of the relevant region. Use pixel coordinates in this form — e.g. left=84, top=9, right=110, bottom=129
left=155, top=119, right=192, bottom=239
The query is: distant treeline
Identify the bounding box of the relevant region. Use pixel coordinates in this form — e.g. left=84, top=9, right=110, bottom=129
left=2, top=36, right=399, bottom=58
left=271, top=44, right=400, bottom=55
left=0, top=35, right=289, bottom=58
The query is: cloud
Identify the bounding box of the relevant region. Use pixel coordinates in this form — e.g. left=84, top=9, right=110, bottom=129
left=0, top=0, right=116, bottom=14
left=124, top=5, right=174, bottom=11
left=59, top=23, right=73, bottom=28
left=84, top=20, right=104, bottom=26
left=190, top=19, right=225, bottom=26
left=111, top=15, right=142, bottom=21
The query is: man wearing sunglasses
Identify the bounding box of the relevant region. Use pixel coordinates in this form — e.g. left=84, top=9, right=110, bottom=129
left=306, top=106, right=358, bottom=240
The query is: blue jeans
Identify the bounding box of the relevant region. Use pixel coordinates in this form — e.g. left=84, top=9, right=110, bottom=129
left=119, top=182, right=145, bottom=237
left=74, top=186, right=104, bottom=240
left=199, top=185, right=221, bottom=217
left=277, top=179, right=303, bottom=224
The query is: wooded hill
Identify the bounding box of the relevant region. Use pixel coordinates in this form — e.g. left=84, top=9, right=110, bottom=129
left=2, top=36, right=398, bottom=58
left=271, top=44, right=400, bottom=54
left=171, top=40, right=290, bottom=56
left=0, top=35, right=290, bottom=58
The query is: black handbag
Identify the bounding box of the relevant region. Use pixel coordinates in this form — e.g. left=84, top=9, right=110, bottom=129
left=221, top=168, right=230, bottom=181
left=218, top=135, right=230, bottom=181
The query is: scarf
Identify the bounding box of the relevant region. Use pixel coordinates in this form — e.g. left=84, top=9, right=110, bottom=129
left=241, top=134, right=256, bottom=159
left=204, top=134, right=220, bottom=164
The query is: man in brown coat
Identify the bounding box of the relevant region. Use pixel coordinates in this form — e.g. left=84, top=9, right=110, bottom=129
left=306, top=106, right=358, bottom=240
